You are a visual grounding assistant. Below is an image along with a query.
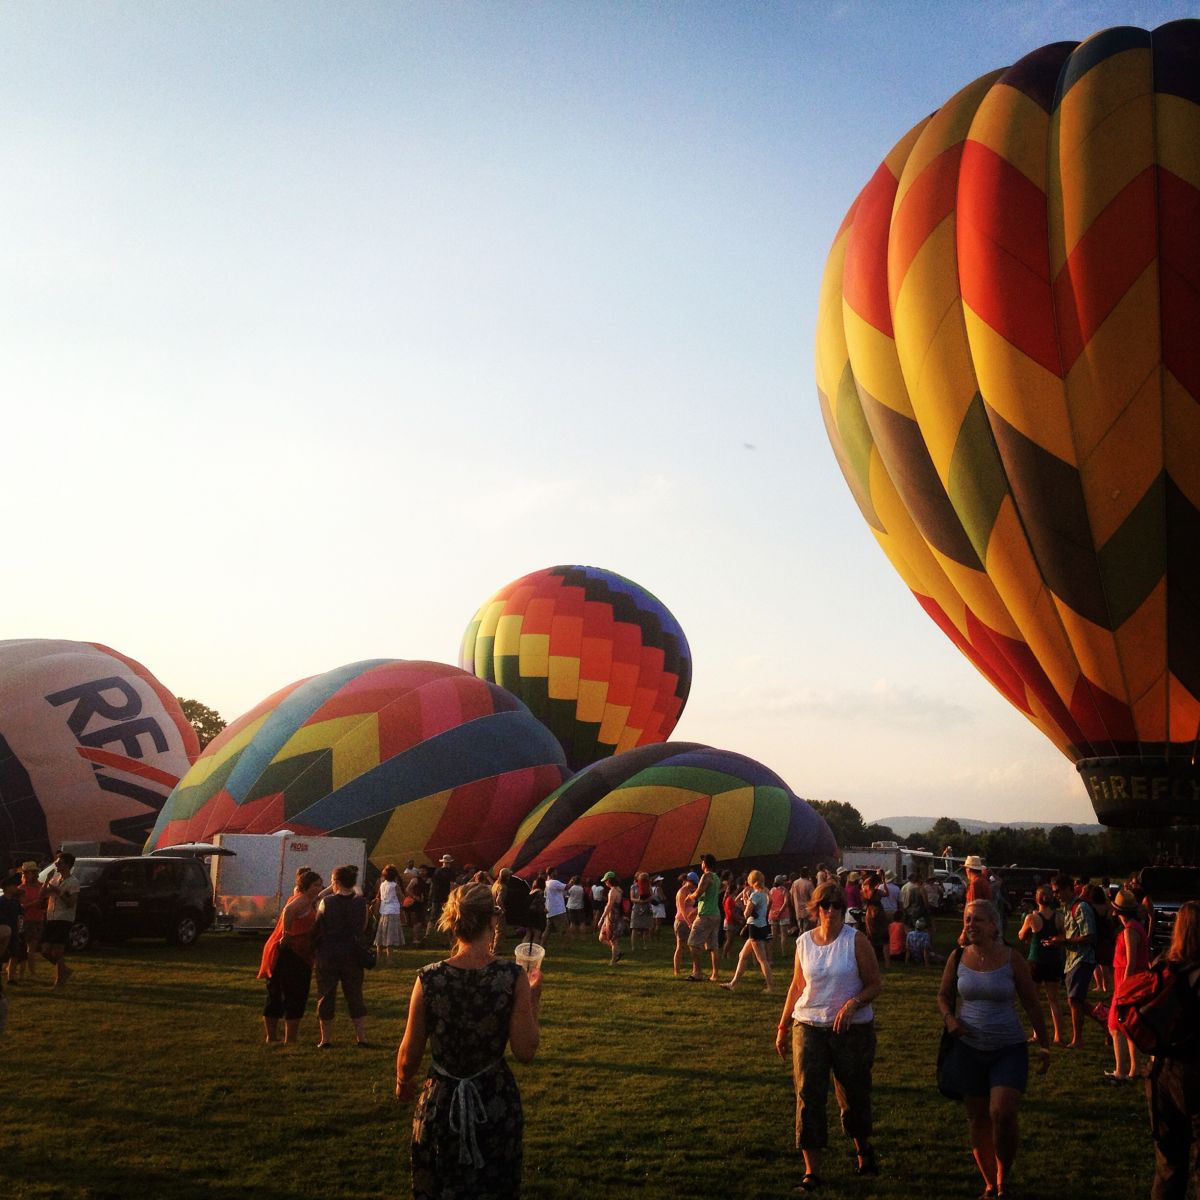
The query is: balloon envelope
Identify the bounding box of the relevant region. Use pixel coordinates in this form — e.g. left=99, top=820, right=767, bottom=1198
left=0, top=639, right=198, bottom=864
left=816, top=20, right=1200, bottom=826
left=461, top=565, right=692, bottom=772
left=495, top=742, right=837, bottom=879
left=145, top=660, right=571, bottom=869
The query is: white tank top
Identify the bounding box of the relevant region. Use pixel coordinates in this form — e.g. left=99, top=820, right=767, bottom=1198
left=791, top=924, right=873, bottom=1027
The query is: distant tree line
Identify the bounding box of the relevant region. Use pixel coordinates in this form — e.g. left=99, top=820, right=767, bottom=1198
left=809, top=799, right=1200, bottom=879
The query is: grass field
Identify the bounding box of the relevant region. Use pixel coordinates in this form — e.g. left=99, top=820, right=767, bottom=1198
left=2, top=917, right=1156, bottom=1200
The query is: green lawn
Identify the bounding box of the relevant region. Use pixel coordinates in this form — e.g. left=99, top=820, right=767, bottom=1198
left=2, top=918, right=1153, bottom=1200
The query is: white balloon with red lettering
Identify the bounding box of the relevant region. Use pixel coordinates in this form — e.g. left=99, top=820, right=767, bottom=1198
left=0, top=640, right=199, bottom=864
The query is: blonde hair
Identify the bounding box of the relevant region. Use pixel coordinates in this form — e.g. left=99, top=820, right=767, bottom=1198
left=438, top=882, right=497, bottom=944
left=1168, top=900, right=1200, bottom=965
left=747, top=869, right=765, bottom=888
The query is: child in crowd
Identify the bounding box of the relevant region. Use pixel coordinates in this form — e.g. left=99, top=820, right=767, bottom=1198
left=906, top=917, right=935, bottom=966
left=888, top=909, right=907, bottom=964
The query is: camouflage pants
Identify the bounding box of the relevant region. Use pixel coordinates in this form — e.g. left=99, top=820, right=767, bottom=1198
left=792, top=1021, right=875, bottom=1150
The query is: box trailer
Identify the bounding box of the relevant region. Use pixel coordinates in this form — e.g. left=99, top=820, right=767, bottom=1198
left=210, top=832, right=367, bottom=931
left=841, top=842, right=939, bottom=882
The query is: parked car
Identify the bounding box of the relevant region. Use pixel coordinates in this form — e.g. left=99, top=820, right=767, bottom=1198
left=932, top=869, right=967, bottom=908
left=1137, top=865, right=1200, bottom=954
left=68, top=856, right=216, bottom=952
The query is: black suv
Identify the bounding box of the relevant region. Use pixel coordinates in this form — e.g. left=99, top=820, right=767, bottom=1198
left=1138, top=865, right=1200, bottom=954
left=68, top=856, right=216, bottom=952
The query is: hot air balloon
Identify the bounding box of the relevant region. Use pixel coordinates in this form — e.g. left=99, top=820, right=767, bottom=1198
left=0, top=639, right=199, bottom=864
left=145, top=660, right=571, bottom=869
left=817, top=20, right=1200, bottom=826
left=460, top=565, right=692, bottom=772
left=494, top=742, right=837, bottom=879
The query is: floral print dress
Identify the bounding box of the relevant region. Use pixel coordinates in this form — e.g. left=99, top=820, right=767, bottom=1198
left=411, top=959, right=524, bottom=1199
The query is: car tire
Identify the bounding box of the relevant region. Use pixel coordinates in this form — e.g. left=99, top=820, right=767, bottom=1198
left=68, top=919, right=93, bottom=953
left=169, top=912, right=201, bottom=947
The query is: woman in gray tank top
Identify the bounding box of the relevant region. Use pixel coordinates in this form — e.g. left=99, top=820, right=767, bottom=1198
left=937, top=899, right=1051, bottom=1199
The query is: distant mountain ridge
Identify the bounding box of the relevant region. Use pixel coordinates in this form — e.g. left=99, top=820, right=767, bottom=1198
left=874, top=816, right=1105, bottom=837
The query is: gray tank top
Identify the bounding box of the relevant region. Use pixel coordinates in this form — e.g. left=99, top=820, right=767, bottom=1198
left=956, top=956, right=1026, bottom=1051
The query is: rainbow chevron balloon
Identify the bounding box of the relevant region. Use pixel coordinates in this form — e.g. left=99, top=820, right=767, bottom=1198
left=495, top=742, right=837, bottom=879
left=145, top=660, right=570, bottom=868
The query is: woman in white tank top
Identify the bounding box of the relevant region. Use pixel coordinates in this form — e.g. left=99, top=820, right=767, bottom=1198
left=775, top=879, right=883, bottom=1193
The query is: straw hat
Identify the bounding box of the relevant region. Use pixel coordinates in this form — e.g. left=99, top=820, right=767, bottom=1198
left=1111, top=888, right=1142, bottom=916
left=963, top=855, right=986, bottom=872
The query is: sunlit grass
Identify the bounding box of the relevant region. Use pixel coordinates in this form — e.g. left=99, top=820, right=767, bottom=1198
left=2, top=917, right=1151, bottom=1199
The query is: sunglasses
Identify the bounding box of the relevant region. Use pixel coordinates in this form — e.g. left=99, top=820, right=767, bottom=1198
left=817, top=900, right=845, bottom=912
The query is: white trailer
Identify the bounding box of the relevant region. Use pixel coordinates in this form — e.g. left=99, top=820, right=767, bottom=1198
left=841, top=841, right=938, bottom=882
left=210, top=832, right=367, bottom=931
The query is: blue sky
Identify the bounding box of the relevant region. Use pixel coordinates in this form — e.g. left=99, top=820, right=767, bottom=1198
left=3, top=2, right=1190, bottom=826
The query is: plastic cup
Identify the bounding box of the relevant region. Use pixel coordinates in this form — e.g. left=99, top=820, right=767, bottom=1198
left=513, top=943, right=546, bottom=973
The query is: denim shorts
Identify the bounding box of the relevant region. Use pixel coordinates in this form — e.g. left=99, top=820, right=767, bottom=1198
left=1065, top=960, right=1093, bottom=1001
left=940, top=1038, right=1029, bottom=1097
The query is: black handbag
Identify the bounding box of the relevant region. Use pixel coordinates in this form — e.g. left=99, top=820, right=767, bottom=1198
left=936, top=947, right=964, bottom=1099
left=354, top=941, right=377, bottom=970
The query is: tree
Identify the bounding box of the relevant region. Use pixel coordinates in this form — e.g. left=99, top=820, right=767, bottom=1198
left=1047, top=824, right=1076, bottom=861
left=863, top=823, right=898, bottom=844
left=177, top=698, right=226, bottom=749
left=809, top=800, right=869, bottom=850
left=929, top=817, right=965, bottom=857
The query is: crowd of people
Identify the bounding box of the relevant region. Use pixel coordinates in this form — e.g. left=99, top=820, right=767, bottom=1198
left=0, top=850, right=82, bottom=1032
left=5, top=845, right=1198, bottom=1199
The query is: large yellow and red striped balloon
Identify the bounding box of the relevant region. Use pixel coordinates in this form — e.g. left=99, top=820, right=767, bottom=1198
left=817, top=21, right=1200, bottom=826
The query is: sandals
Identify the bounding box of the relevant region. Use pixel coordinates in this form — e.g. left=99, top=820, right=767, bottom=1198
left=854, top=1146, right=879, bottom=1176
left=793, top=1175, right=821, bottom=1193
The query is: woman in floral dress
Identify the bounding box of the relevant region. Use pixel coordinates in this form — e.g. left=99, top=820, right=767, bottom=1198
left=397, top=882, right=543, bottom=1199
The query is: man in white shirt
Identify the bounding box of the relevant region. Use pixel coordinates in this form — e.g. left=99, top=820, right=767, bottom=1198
left=544, top=869, right=568, bottom=937
left=41, top=851, right=81, bottom=988
left=882, top=872, right=901, bottom=918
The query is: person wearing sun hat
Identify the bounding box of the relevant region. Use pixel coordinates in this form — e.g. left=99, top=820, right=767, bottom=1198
left=12, top=862, right=46, bottom=983
left=963, top=856, right=993, bottom=905
left=1105, top=888, right=1150, bottom=1082
left=597, top=871, right=624, bottom=965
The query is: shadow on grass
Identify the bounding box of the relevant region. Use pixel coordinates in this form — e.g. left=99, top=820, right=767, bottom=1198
left=9, top=1151, right=298, bottom=1200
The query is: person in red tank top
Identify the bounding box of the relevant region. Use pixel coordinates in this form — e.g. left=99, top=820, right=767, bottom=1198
left=259, top=869, right=323, bottom=1044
